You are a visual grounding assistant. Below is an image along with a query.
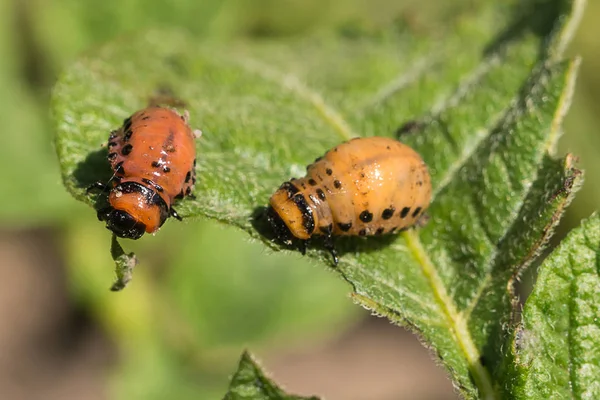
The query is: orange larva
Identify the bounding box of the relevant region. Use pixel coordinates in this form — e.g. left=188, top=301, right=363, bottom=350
left=88, top=106, right=201, bottom=239
left=267, top=136, right=431, bottom=264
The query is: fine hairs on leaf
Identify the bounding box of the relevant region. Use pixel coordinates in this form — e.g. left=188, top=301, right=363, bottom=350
left=51, top=0, right=591, bottom=398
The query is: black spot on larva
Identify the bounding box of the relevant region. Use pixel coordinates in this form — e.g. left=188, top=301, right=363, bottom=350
left=359, top=210, right=373, bottom=223
left=193, top=159, right=197, bottom=167
left=319, top=224, right=333, bottom=235
left=326, top=168, right=333, bottom=175
left=191, top=176, right=196, bottom=184
left=109, top=130, right=117, bottom=140
left=338, top=222, right=352, bottom=232
left=382, top=208, right=395, bottom=220
left=400, top=207, right=411, bottom=218
left=359, top=229, right=367, bottom=236
left=316, top=188, right=326, bottom=201
left=175, top=190, right=184, bottom=200
left=186, top=187, right=192, bottom=196
left=412, top=207, right=422, bottom=217
left=108, top=142, right=118, bottom=147
left=122, top=117, right=132, bottom=130
left=386, top=145, right=391, bottom=150
left=142, top=115, right=150, bottom=120
left=115, top=161, right=125, bottom=175
left=333, top=180, right=342, bottom=189
left=123, top=130, right=133, bottom=142
left=390, top=227, right=398, bottom=233
left=152, top=161, right=161, bottom=168
left=334, top=147, right=338, bottom=152
left=121, top=143, right=133, bottom=156
left=142, top=178, right=163, bottom=192
left=108, top=152, right=117, bottom=161
left=376, top=227, right=385, bottom=235
left=324, top=185, right=332, bottom=193
left=185, top=171, right=191, bottom=183
left=163, top=166, right=171, bottom=173
left=314, top=156, right=323, bottom=163
left=308, top=178, right=317, bottom=186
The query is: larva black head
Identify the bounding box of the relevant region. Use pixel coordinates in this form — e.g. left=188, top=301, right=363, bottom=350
left=98, top=181, right=170, bottom=239
left=97, top=207, right=147, bottom=239
left=266, top=205, right=293, bottom=244
left=267, top=181, right=316, bottom=241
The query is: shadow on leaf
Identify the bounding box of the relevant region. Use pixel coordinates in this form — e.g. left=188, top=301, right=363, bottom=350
left=251, top=205, right=404, bottom=266
left=73, top=147, right=112, bottom=190
left=484, top=0, right=569, bottom=57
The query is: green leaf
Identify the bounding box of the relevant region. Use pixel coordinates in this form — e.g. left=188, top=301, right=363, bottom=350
left=224, top=351, right=318, bottom=400
left=109, top=233, right=138, bottom=291
left=507, top=213, right=600, bottom=398
left=52, top=0, right=586, bottom=397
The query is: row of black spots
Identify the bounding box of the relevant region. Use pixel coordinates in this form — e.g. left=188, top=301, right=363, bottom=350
left=360, top=225, right=399, bottom=237
left=185, top=171, right=192, bottom=183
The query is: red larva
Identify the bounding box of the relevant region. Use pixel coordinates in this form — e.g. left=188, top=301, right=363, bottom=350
left=88, top=106, right=201, bottom=239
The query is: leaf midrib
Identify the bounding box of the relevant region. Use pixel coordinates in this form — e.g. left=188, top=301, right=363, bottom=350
left=403, top=229, right=497, bottom=400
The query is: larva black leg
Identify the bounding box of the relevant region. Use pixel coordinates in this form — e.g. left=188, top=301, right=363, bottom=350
left=323, top=234, right=338, bottom=266
left=87, top=181, right=107, bottom=193
left=300, top=239, right=310, bottom=255
left=170, top=208, right=183, bottom=221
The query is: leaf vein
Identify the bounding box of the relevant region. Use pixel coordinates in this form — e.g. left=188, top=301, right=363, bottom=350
left=226, top=55, right=358, bottom=141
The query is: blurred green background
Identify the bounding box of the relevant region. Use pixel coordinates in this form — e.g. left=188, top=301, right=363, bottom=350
left=0, top=0, right=596, bottom=399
